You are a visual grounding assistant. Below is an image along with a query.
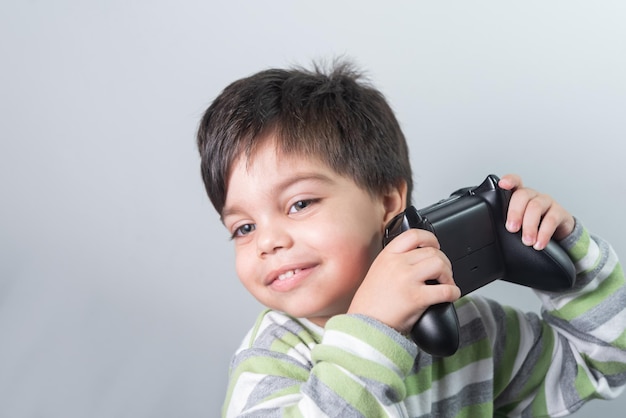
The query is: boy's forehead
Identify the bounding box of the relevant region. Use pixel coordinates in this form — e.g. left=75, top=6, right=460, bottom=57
left=231, top=136, right=327, bottom=176
left=224, top=138, right=349, bottom=195
left=223, top=147, right=340, bottom=211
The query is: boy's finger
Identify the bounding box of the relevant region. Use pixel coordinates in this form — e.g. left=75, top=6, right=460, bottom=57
left=384, top=228, right=440, bottom=253
left=520, top=194, right=553, bottom=246
left=535, top=204, right=571, bottom=249
left=416, top=283, right=461, bottom=306
left=498, top=173, right=523, bottom=191
left=407, top=250, right=454, bottom=281
left=505, top=187, right=536, bottom=233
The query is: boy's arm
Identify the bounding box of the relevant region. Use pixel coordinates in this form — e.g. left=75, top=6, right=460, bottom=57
left=494, top=221, right=626, bottom=416
left=222, top=310, right=417, bottom=417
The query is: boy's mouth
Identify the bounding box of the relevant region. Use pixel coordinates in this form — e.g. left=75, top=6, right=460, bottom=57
left=266, top=264, right=317, bottom=289
left=277, top=268, right=303, bottom=281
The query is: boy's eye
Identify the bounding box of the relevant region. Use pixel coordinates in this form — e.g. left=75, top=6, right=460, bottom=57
left=289, top=199, right=315, bottom=214
left=232, top=223, right=255, bottom=238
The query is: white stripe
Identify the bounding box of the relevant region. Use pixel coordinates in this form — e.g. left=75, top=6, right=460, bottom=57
left=589, top=306, right=626, bottom=343
left=430, top=358, right=493, bottom=398
left=263, top=310, right=295, bottom=328
left=225, top=371, right=270, bottom=417
left=574, top=238, right=601, bottom=272
left=556, top=328, right=626, bottom=363
left=541, top=344, right=568, bottom=413
left=557, top=349, right=624, bottom=401
left=459, top=296, right=498, bottom=347
left=287, top=342, right=315, bottom=365
left=510, top=310, right=539, bottom=377
left=455, top=299, right=483, bottom=327
left=323, top=329, right=403, bottom=376
left=506, top=348, right=589, bottom=418
left=337, top=367, right=410, bottom=416
left=298, top=393, right=332, bottom=417
left=403, top=358, right=493, bottom=414
left=537, top=246, right=619, bottom=312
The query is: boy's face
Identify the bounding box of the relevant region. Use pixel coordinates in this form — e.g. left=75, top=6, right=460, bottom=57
left=222, top=136, right=404, bottom=327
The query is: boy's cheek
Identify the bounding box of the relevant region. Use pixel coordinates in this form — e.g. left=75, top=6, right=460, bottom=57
left=234, top=249, right=257, bottom=284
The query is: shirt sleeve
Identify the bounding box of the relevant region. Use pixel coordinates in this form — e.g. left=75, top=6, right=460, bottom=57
left=222, top=310, right=418, bottom=417
left=493, top=220, right=626, bottom=416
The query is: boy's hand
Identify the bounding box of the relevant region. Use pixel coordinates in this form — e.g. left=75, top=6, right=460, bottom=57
left=348, top=229, right=460, bottom=335
left=498, top=174, right=576, bottom=250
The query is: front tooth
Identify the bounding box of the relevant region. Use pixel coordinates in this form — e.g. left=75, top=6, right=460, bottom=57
left=278, top=269, right=302, bottom=281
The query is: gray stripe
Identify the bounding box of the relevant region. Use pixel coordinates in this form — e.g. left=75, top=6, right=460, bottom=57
left=573, top=236, right=612, bottom=289
left=459, top=316, right=489, bottom=348
left=544, top=314, right=613, bottom=347
left=231, top=347, right=310, bottom=375
left=566, top=284, right=626, bottom=334
left=238, top=408, right=282, bottom=418
left=351, top=314, right=418, bottom=353
left=243, top=375, right=299, bottom=412
left=542, top=231, right=610, bottom=298
left=360, top=376, right=402, bottom=405
left=557, top=217, right=583, bottom=251
left=411, top=349, right=432, bottom=373
left=557, top=338, right=582, bottom=409
left=494, top=312, right=544, bottom=406
left=518, top=341, right=581, bottom=417
left=486, top=298, right=508, bottom=368
left=255, top=320, right=306, bottom=351
left=302, top=373, right=366, bottom=418
left=417, top=380, right=494, bottom=418
left=546, top=316, right=626, bottom=388
left=605, top=369, right=626, bottom=388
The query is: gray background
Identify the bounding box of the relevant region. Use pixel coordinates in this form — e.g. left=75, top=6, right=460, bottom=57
left=1, top=1, right=625, bottom=417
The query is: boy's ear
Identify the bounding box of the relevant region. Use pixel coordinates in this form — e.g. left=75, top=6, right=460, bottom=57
left=381, top=180, right=408, bottom=226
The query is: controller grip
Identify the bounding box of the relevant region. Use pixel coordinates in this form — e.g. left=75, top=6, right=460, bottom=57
left=410, top=301, right=460, bottom=357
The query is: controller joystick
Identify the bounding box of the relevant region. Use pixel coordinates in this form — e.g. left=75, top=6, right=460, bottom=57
left=383, top=174, right=576, bottom=357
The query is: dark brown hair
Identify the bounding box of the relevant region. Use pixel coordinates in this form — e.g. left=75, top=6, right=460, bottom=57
left=197, top=60, right=413, bottom=214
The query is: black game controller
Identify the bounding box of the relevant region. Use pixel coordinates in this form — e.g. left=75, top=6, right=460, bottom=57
left=383, top=174, right=576, bottom=357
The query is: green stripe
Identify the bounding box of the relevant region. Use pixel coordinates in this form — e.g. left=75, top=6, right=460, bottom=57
left=457, top=402, right=493, bottom=417
left=264, top=383, right=303, bottom=403
left=613, top=328, right=626, bottom=348
left=494, top=306, right=521, bottom=395
left=550, top=264, right=624, bottom=321
left=283, top=404, right=305, bottom=418
left=223, top=354, right=310, bottom=413
left=530, top=379, right=550, bottom=417
left=574, top=363, right=598, bottom=400
left=313, top=362, right=386, bottom=416
left=405, top=362, right=432, bottom=396
left=582, top=353, right=626, bottom=375
left=231, top=355, right=309, bottom=389
left=566, top=228, right=591, bottom=264
left=313, top=345, right=406, bottom=398
left=455, top=296, right=473, bottom=309
left=326, top=315, right=414, bottom=372
left=270, top=329, right=313, bottom=354
left=438, top=337, right=492, bottom=373
left=248, top=309, right=272, bottom=347
left=524, top=323, right=555, bottom=416
left=404, top=336, right=493, bottom=397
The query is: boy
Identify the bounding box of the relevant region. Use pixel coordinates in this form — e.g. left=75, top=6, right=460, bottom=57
left=197, top=62, right=626, bottom=417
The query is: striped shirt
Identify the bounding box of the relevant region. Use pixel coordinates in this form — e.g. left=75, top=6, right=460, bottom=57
left=222, top=221, right=626, bottom=417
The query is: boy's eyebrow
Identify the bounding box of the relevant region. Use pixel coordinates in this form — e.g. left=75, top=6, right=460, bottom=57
left=220, top=173, right=336, bottom=222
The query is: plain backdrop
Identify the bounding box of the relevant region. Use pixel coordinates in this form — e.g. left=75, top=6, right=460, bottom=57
left=1, top=1, right=625, bottom=417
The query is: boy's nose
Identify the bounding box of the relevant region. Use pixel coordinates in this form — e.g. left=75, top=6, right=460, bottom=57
left=256, top=224, right=293, bottom=257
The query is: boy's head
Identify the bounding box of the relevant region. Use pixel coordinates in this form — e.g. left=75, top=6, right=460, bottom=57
left=196, top=60, right=413, bottom=215
left=197, top=61, right=414, bottom=324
